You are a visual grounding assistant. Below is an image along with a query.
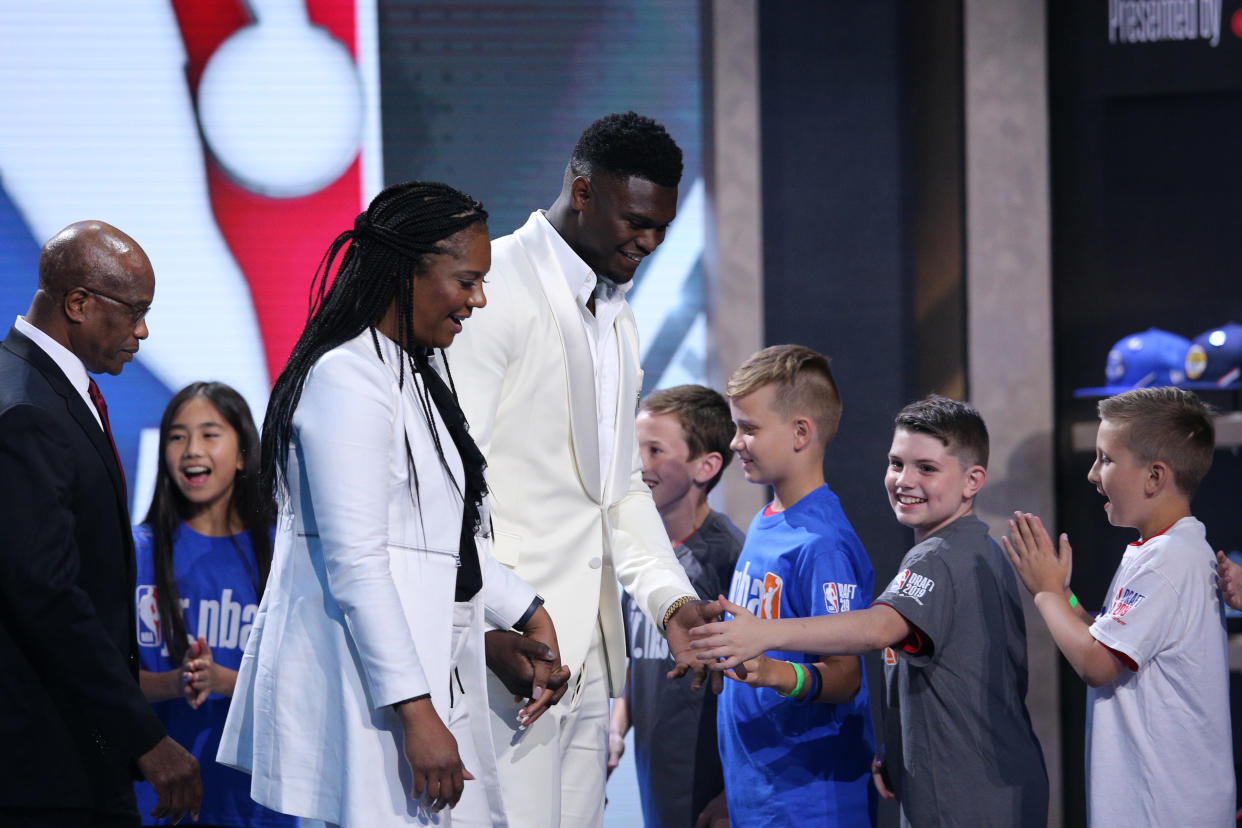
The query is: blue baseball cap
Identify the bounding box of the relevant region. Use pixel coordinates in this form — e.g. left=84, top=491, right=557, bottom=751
left=1184, top=322, right=1242, bottom=389
left=1073, top=328, right=1190, bottom=398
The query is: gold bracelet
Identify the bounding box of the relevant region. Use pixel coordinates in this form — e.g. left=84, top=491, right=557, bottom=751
left=662, top=596, right=697, bottom=631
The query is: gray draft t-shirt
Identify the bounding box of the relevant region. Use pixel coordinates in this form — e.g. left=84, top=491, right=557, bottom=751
left=622, top=509, right=743, bottom=828
left=873, top=514, right=1048, bottom=827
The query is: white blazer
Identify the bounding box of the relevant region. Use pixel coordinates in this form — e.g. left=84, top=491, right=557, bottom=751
left=218, top=331, right=536, bottom=825
left=451, top=212, right=696, bottom=694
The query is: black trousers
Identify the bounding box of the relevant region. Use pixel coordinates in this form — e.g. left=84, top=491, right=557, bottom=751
left=1, top=782, right=141, bottom=827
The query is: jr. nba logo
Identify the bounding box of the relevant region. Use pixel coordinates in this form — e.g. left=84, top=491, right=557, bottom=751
left=136, top=585, right=161, bottom=647
left=760, top=572, right=783, bottom=619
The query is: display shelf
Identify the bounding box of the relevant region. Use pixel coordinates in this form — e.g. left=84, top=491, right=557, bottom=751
left=1070, top=411, right=1242, bottom=453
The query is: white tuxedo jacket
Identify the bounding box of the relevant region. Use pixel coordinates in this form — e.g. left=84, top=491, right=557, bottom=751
left=218, top=332, right=536, bottom=825
left=452, top=212, right=695, bottom=695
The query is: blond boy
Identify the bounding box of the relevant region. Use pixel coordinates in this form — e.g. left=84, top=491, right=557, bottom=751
left=707, top=345, right=876, bottom=827
left=1005, top=386, right=1233, bottom=826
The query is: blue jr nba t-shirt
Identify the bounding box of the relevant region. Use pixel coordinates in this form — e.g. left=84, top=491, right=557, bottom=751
left=133, top=524, right=295, bottom=827
left=717, top=485, right=876, bottom=828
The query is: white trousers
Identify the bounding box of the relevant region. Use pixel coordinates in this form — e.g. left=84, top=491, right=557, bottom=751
left=301, top=698, right=493, bottom=828
left=487, top=627, right=610, bottom=828
left=305, top=602, right=498, bottom=828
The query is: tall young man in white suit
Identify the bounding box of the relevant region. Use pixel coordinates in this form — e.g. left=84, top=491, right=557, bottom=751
left=450, top=113, right=709, bottom=826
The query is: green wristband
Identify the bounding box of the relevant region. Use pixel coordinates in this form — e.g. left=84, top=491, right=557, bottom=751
left=1068, top=592, right=1079, bottom=609
left=779, top=661, right=807, bottom=698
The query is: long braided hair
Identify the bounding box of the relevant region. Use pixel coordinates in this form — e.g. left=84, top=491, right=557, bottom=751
left=261, top=181, right=489, bottom=597
left=145, top=382, right=273, bottom=666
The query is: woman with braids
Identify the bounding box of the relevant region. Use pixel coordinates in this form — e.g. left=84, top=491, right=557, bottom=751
left=134, top=381, right=292, bottom=828
left=218, top=181, right=565, bottom=828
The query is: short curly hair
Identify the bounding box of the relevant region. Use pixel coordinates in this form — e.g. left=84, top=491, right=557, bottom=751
left=569, top=111, right=683, bottom=188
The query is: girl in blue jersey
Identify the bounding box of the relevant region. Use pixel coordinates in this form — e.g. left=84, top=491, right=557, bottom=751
left=133, top=382, right=294, bottom=827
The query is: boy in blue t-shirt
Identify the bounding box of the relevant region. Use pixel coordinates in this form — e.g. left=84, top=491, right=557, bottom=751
left=712, top=345, right=876, bottom=827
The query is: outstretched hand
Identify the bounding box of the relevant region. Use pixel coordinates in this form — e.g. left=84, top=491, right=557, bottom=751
left=664, top=599, right=722, bottom=693
left=1218, top=550, right=1242, bottom=612
left=722, top=653, right=779, bottom=687
left=687, top=595, right=768, bottom=671
left=1001, top=512, right=1073, bottom=597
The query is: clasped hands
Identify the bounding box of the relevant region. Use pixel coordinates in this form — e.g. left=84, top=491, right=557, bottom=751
left=487, top=599, right=730, bottom=708
left=402, top=605, right=571, bottom=814
left=179, top=635, right=215, bottom=709
left=663, top=598, right=744, bottom=692
left=682, top=596, right=769, bottom=681
left=484, top=605, right=571, bottom=729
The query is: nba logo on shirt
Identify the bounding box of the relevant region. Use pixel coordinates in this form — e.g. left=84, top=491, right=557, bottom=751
left=759, top=572, right=783, bottom=619
left=825, top=582, right=841, bottom=613
left=136, top=585, right=161, bottom=647
left=824, top=582, right=856, bottom=613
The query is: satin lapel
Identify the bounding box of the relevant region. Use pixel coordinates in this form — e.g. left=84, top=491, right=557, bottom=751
left=2, top=328, right=128, bottom=512
left=607, top=305, right=642, bottom=502
left=514, top=218, right=603, bottom=502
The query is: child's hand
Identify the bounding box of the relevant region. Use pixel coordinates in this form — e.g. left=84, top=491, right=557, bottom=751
left=722, top=654, right=777, bottom=688
left=688, top=595, right=768, bottom=670
left=606, top=728, right=625, bottom=778
left=871, top=753, right=896, bottom=800
left=180, top=636, right=214, bottom=709
left=1217, top=551, right=1242, bottom=612
left=1001, top=512, right=1073, bottom=598
left=694, top=790, right=729, bottom=828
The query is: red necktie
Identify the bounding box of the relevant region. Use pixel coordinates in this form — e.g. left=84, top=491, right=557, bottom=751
left=87, top=378, right=127, bottom=498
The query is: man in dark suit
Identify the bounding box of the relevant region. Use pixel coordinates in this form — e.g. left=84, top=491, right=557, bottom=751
left=0, top=221, right=202, bottom=827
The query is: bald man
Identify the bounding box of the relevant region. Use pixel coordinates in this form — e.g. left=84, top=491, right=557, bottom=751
left=0, top=222, right=201, bottom=827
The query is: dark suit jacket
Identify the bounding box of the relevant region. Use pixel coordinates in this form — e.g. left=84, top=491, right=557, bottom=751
left=0, top=326, right=165, bottom=810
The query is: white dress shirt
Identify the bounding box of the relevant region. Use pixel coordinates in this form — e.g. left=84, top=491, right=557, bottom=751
left=14, top=315, right=102, bottom=429
left=533, top=211, right=632, bottom=488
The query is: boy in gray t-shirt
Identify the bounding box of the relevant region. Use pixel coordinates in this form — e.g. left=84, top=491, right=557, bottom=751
left=874, top=513, right=1046, bottom=824
left=691, top=396, right=1048, bottom=825
left=609, top=385, right=743, bottom=827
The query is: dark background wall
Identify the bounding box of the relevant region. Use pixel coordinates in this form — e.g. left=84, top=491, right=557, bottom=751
left=1049, top=2, right=1242, bottom=824
left=756, top=4, right=965, bottom=825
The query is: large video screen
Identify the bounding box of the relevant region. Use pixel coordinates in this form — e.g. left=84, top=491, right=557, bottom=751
left=0, top=0, right=705, bottom=526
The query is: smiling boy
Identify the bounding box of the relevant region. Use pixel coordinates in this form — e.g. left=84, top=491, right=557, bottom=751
left=1004, top=387, right=1233, bottom=826
left=710, top=345, right=877, bottom=827
left=610, top=385, right=744, bottom=828
left=692, top=395, right=1048, bottom=827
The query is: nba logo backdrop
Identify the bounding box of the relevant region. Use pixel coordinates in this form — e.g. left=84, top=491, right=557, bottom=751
left=0, top=0, right=706, bottom=522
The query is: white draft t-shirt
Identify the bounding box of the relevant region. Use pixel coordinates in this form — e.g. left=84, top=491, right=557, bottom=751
left=1086, top=516, right=1233, bottom=827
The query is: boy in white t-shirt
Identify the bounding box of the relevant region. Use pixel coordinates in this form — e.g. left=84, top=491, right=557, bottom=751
left=1004, top=386, right=1233, bottom=826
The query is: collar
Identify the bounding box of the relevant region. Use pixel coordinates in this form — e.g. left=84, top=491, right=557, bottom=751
left=533, top=210, right=633, bottom=311
left=14, top=315, right=90, bottom=396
